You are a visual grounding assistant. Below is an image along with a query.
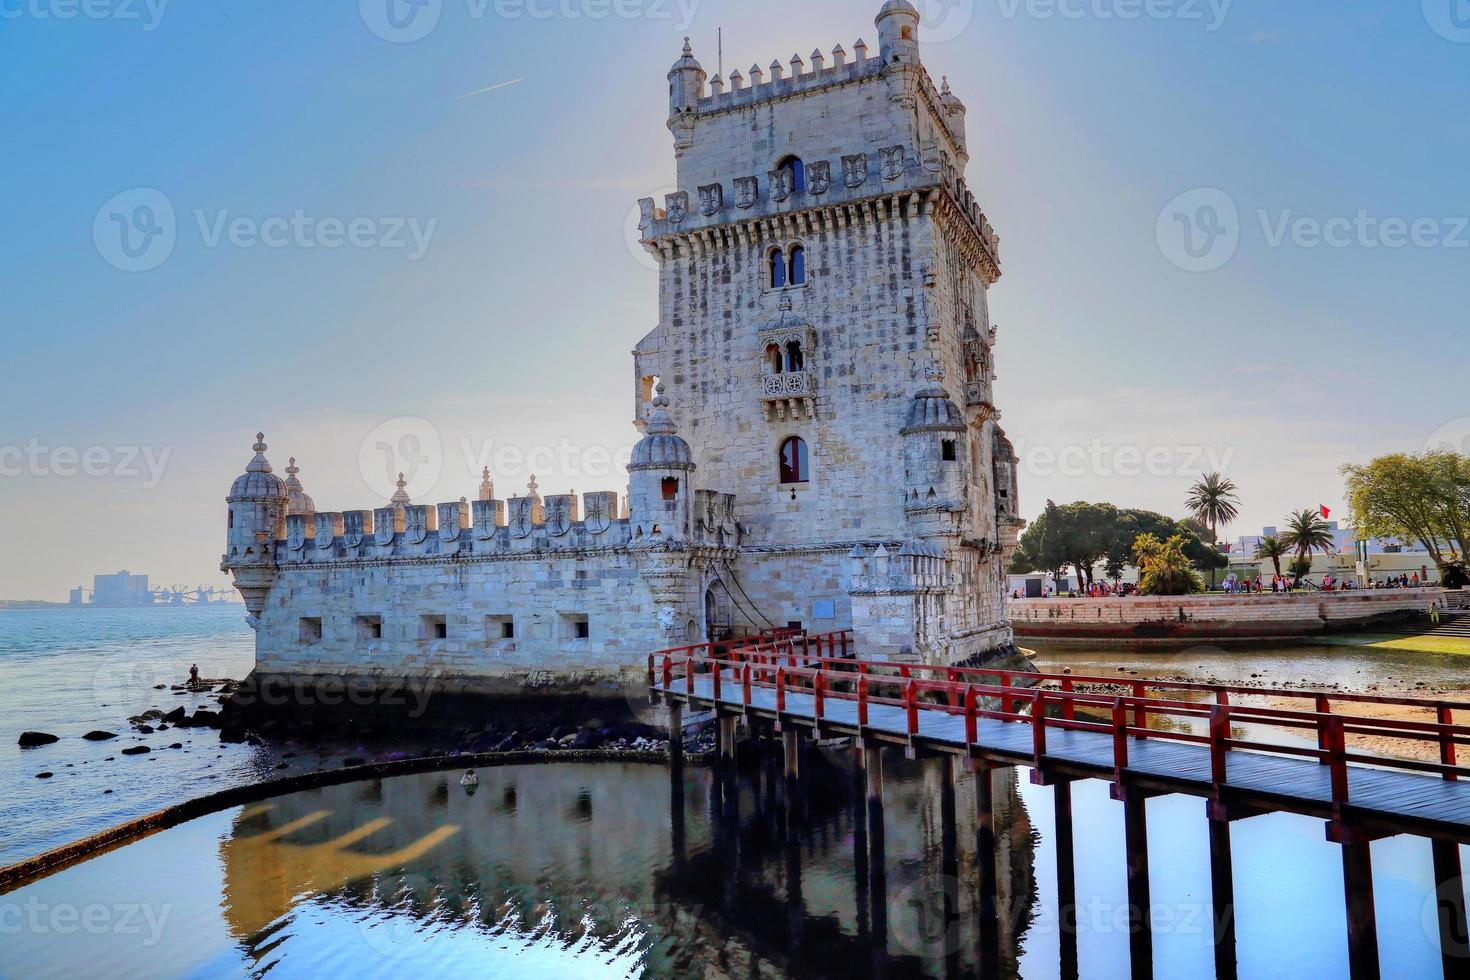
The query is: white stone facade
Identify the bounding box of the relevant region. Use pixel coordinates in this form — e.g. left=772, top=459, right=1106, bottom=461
left=222, top=1, right=1023, bottom=705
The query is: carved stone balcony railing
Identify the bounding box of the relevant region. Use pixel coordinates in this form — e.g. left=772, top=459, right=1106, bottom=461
left=760, top=372, right=815, bottom=421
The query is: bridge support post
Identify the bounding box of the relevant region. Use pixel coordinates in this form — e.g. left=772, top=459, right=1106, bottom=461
left=1341, top=839, right=1381, bottom=980
left=973, top=764, right=1003, bottom=977
left=859, top=738, right=888, bottom=974
left=782, top=729, right=801, bottom=783
left=667, top=702, right=683, bottom=770
left=1431, top=839, right=1468, bottom=976
left=719, top=713, right=738, bottom=765
left=1208, top=817, right=1238, bottom=980
left=1055, top=781, right=1079, bottom=980
left=1121, top=789, right=1154, bottom=980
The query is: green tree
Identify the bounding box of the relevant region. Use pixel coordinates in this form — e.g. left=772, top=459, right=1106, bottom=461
left=1254, top=535, right=1289, bottom=580
left=1186, top=473, right=1240, bottom=588
left=1342, top=451, right=1470, bottom=572
left=1134, top=533, right=1206, bottom=596
left=1281, top=508, right=1336, bottom=584
left=1009, top=500, right=1071, bottom=586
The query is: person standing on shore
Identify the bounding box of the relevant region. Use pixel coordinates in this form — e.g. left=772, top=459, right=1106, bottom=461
left=1432, top=602, right=1442, bottom=626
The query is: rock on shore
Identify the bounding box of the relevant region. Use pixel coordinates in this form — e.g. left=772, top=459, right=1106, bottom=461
left=18, top=732, right=59, bottom=748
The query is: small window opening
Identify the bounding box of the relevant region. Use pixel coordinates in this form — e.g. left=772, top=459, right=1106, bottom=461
left=661, top=477, right=680, bottom=500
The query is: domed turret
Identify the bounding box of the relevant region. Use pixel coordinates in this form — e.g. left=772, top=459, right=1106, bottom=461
left=876, top=0, right=921, bottom=66
left=628, top=384, right=695, bottom=541
left=224, top=433, right=289, bottom=625
left=284, top=458, right=316, bottom=516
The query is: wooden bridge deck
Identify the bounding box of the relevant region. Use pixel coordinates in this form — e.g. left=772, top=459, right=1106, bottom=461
left=652, top=652, right=1470, bottom=844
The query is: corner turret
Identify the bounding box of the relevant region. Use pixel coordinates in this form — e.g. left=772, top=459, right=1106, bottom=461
left=223, top=433, right=288, bottom=628
left=667, top=37, right=706, bottom=157
left=628, top=383, right=695, bottom=542
left=876, top=0, right=921, bottom=66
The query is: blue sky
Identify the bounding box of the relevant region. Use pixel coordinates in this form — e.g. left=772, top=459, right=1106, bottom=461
left=1, top=0, right=1467, bottom=599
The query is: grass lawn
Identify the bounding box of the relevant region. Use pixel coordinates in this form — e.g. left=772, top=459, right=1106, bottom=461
left=1317, top=632, right=1470, bottom=656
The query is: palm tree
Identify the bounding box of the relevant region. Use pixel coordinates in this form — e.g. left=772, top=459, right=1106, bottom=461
left=1280, top=508, right=1336, bottom=584
left=1254, top=535, right=1289, bottom=580
left=1186, top=473, right=1240, bottom=589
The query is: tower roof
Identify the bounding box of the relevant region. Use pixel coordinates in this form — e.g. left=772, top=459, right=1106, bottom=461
left=669, top=36, right=704, bottom=75
left=940, top=75, right=966, bottom=111
left=901, top=388, right=967, bottom=434
left=876, top=0, right=920, bottom=21
left=229, top=433, right=287, bottom=500
left=630, top=383, right=695, bottom=470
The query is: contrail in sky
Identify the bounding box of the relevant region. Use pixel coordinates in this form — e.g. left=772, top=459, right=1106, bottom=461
left=454, top=78, right=524, bottom=101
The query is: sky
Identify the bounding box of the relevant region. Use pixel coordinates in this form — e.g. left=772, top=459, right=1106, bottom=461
left=1, top=0, right=1467, bottom=600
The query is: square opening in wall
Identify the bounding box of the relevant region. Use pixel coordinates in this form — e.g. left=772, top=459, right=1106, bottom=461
left=421, top=614, right=448, bottom=641
left=562, top=613, right=590, bottom=640
left=487, top=615, right=515, bottom=641
left=942, top=439, right=957, bottom=462
left=299, top=617, right=323, bottom=645
left=356, top=615, right=383, bottom=641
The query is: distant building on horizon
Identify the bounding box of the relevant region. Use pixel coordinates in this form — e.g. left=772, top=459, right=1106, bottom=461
left=89, top=571, right=152, bottom=607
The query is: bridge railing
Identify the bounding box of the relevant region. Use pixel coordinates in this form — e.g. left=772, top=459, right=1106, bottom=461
left=650, top=649, right=1470, bottom=811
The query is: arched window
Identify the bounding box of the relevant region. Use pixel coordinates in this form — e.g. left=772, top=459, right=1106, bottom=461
left=785, top=340, right=804, bottom=373
left=766, top=343, right=783, bottom=374
left=778, top=156, right=806, bottom=193
left=770, top=248, right=787, bottom=288
left=779, top=436, right=809, bottom=484
left=788, top=244, right=806, bottom=285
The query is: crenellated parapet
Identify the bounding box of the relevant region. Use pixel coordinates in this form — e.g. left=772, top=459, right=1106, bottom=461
left=639, top=147, right=1000, bottom=283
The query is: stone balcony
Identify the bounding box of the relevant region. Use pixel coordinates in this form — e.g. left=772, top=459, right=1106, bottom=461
left=759, top=371, right=815, bottom=421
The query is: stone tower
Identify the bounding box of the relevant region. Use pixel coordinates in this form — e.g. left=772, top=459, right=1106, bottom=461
left=635, top=0, right=1023, bottom=662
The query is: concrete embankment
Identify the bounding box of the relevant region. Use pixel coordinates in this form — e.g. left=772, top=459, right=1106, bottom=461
left=1008, top=588, right=1455, bottom=645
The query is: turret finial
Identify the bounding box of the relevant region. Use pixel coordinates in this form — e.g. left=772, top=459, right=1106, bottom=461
left=682, top=36, right=692, bottom=56
left=254, top=432, right=267, bottom=452
left=391, top=472, right=410, bottom=506
left=480, top=466, right=495, bottom=501
left=246, top=433, right=273, bottom=474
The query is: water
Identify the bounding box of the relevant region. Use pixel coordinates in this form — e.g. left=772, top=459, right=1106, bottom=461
left=1, top=757, right=1464, bottom=978
left=0, top=606, right=265, bottom=863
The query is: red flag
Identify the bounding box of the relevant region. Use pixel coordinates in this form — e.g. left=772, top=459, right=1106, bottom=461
left=1320, top=504, right=1332, bottom=519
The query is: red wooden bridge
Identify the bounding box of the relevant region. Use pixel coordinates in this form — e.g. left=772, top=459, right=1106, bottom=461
left=649, top=630, right=1470, bottom=980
